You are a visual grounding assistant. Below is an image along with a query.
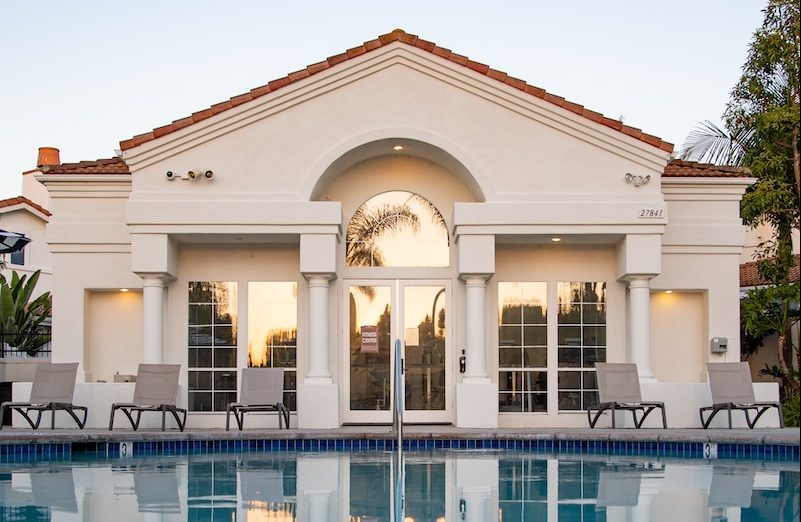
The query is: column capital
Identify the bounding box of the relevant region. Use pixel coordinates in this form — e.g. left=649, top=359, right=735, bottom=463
left=623, top=275, right=655, bottom=287
left=460, top=273, right=491, bottom=284
left=302, top=272, right=336, bottom=283
left=137, top=272, right=172, bottom=286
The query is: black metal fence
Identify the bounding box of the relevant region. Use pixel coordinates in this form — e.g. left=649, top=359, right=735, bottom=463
left=0, top=331, right=52, bottom=358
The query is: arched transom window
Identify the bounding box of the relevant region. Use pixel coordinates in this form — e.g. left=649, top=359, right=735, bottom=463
left=346, top=191, right=449, bottom=267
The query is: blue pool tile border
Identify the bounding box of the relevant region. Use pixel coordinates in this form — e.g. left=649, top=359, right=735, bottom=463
left=1, top=438, right=798, bottom=463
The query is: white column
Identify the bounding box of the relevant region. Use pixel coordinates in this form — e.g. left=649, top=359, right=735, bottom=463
left=628, top=276, right=654, bottom=380
left=307, top=275, right=331, bottom=381
left=464, top=276, right=488, bottom=380
left=142, top=274, right=165, bottom=364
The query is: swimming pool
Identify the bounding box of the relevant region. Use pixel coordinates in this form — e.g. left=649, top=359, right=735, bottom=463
left=0, top=445, right=797, bottom=521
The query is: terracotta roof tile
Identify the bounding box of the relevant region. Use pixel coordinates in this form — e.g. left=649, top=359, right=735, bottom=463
left=0, top=196, right=51, bottom=216
left=119, top=28, right=674, bottom=154
left=664, top=159, right=752, bottom=178
left=741, top=255, right=800, bottom=287
left=38, top=157, right=129, bottom=175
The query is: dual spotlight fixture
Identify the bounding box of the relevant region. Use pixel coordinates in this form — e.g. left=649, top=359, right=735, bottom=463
left=166, top=169, right=214, bottom=181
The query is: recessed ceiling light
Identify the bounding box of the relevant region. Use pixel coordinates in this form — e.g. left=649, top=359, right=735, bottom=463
left=393, top=145, right=404, bottom=151
left=664, top=290, right=673, bottom=294
left=551, top=237, right=561, bottom=242
left=120, top=288, right=129, bottom=293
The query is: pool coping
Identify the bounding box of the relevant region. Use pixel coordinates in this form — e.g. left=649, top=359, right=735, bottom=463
left=0, top=427, right=798, bottom=446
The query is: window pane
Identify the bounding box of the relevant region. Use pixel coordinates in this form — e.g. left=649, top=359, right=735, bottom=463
left=189, top=392, right=212, bottom=412
left=499, top=326, right=521, bottom=347
left=213, top=326, right=235, bottom=346
left=188, top=326, right=213, bottom=346
left=345, top=191, right=449, bottom=267
left=189, top=348, right=212, bottom=368
left=522, top=393, right=547, bottom=412
left=557, top=347, right=581, bottom=368
left=581, top=303, right=605, bottom=324
left=523, top=326, right=546, bottom=346
left=522, top=347, right=546, bottom=367
left=213, top=348, right=236, bottom=368
left=558, top=391, right=582, bottom=410
left=558, top=371, right=581, bottom=389
left=582, top=348, right=605, bottom=366
left=214, top=371, right=237, bottom=391
left=527, top=371, right=547, bottom=392
left=214, top=392, right=237, bottom=412
left=557, top=326, right=582, bottom=346
left=582, top=326, right=606, bottom=346
left=499, top=347, right=522, bottom=368
left=189, top=304, right=212, bottom=325
left=499, top=393, right=523, bottom=412
left=189, top=370, right=212, bottom=390
left=558, top=304, right=581, bottom=324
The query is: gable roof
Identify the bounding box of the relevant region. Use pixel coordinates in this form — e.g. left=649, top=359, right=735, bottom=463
left=663, top=159, right=752, bottom=178
left=0, top=196, right=51, bottom=217
left=119, top=29, right=673, bottom=154
left=38, top=157, right=130, bottom=175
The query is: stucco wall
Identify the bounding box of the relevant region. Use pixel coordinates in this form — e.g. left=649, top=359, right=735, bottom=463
left=650, top=291, right=705, bottom=383
left=84, top=290, right=143, bottom=383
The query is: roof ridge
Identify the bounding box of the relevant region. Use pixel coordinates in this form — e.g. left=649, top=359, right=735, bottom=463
left=0, top=195, right=51, bottom=216
left=119, top=29, right=673, bottom=153
left=667, top=158, right=751, bottom=174
left=39, top=156, right=129, bottom=175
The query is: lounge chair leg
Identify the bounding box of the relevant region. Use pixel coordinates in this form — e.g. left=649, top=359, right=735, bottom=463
left=661, top=406, right=667, bottom=429
left=727, top=404, right=732, bottom=429
left=611, top=404, right=616, bottom=428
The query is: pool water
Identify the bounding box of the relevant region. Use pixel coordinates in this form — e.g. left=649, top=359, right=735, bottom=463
left=0, top=450, right=797, bottom=521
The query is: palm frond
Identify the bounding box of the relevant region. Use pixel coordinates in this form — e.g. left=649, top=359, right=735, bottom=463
left=679, top=120, right=753, bottom=166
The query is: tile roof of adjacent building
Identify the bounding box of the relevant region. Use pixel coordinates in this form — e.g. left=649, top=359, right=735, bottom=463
left=38, top=157, right=130, bottom=175
left=0, top=196, right=51, bottom=217
left=118, top=29, right=674, bottom=154
left=740, top=255, right=800, bottom=287
left=664, top=159, right=752, bottom=178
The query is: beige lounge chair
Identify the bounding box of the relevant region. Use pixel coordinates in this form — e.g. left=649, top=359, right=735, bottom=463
left=226, top=367, right=289, bottom=430
left=109, top=364, right=186, bottom=431
left=587, top=363, right=667, bottom=428
left=700, top=362, right=784, bottom=429
left=0, top=362, right=87, bottom=430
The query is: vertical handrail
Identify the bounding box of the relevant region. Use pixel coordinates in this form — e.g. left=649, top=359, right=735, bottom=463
left=392, top=338, right=404, bottom=448
left=392, top=338, right=404, bottom=521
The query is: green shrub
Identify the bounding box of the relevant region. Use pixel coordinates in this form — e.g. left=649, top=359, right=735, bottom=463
left=783, top=394, right=800, bottom=428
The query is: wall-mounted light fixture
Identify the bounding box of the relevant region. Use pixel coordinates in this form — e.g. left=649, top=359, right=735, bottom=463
left=166, top=170, right=214, bottom=181
left=624, top=172, right=651, bottom=187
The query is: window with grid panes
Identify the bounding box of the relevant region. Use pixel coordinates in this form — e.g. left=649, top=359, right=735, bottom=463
left=247, top=282, right=298, bottom=411
left=498, top=282, right=548, bottom=413
left=557, top=281, right=606, bottom=411
left=188, top=281, right=237, bottom=412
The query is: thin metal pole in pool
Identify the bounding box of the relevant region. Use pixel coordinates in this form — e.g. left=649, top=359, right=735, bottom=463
left=392, top=337, right=405, bottom=521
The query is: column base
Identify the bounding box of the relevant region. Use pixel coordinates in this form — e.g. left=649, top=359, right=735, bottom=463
left=297, top=380, right=339, bottom=429
left=456, top=380, right=498, bottom=428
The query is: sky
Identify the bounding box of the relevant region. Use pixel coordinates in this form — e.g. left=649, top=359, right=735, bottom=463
left=0, top=1, right=766, bottom=201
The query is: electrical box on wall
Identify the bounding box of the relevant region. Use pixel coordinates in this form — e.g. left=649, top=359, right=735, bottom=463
left=710, top=337, right=728, bottom=353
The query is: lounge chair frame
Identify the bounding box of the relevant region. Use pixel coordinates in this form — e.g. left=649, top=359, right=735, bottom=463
left=109, top=364, right=186, bottom=431
left=0, top=363, right=87, bottom=430
left=587, top=363, right=667, bottom=429
left=226, top=368, right=289, bottom=430
left=700, top=362, right=784, bottom=429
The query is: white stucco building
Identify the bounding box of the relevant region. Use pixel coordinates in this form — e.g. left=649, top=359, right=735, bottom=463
left=25, top=29, right=781, bottom=429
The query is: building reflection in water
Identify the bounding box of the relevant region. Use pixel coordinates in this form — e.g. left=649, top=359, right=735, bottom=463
left=0, top=451, right=795, bottom=521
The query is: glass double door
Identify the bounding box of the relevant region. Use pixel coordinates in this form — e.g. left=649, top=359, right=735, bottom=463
left=344, top=280, right=451, bottom=424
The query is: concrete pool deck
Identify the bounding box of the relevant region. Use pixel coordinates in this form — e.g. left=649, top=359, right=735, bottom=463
left=0, top=426, right=798, bottom=446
